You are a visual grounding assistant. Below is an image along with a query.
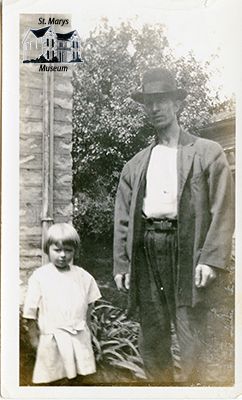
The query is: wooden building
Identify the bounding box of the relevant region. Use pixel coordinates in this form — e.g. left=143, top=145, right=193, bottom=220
left=199, top=111, right=235, bottom=175
left=20, top=15, right=74, bottom=303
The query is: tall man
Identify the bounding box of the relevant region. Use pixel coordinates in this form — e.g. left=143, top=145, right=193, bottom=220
left=113, top=68, right=234, bottom=385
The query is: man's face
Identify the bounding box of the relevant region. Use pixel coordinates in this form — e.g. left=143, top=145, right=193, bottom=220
left=144, top=94, right=180, bottom=130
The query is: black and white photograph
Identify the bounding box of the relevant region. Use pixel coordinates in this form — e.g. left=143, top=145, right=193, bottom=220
left=1, top=0, right=242, bottom=398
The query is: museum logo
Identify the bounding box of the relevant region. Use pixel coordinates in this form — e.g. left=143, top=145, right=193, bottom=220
left=22, top=21, right=83, bottom=71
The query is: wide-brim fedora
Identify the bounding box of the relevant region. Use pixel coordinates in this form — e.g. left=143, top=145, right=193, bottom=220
left=131, top=67, right=187, bottom=104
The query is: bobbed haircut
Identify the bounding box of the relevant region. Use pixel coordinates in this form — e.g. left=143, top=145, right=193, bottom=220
left=43, top=223, right=80, bottom=255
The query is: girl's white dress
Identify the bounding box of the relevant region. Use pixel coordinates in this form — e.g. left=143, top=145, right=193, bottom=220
left=23, top=263, right=101, bottom=383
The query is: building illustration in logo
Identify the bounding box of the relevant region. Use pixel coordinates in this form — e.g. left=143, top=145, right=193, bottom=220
left=23, top=26, right=82, bottom=63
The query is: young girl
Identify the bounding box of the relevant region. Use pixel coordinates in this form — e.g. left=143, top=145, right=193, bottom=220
left=23, top=223, right=101, bottom=384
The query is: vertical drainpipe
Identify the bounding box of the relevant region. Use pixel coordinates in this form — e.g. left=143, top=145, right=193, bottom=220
left=41, top=70, right=54, bottom=264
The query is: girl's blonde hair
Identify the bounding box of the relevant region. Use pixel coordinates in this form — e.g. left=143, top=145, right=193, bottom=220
left=43, top=223, right=80, bottom=255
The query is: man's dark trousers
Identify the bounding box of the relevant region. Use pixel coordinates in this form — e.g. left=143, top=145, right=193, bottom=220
left=136, top=220, right=207, bottom=385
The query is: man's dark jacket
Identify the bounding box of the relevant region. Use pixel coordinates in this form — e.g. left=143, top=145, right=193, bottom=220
left=113, top=130, right=235, bottom=313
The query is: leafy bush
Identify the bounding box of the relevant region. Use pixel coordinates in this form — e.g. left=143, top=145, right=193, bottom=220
left=90, top=299, right=146, bottom=382
left=73, top=188, right=114, bottom=241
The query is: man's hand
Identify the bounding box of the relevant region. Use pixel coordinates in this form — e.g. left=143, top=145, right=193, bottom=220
left=114, top=273, right=130, bottom=291
left=195, top=264, right=217, bottom=288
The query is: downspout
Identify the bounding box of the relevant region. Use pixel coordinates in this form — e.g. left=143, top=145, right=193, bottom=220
left=41, top=70, right=54, bottom=264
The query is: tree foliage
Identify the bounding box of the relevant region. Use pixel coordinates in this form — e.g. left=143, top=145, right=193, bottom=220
left=72, top=20, right=227, bottom=240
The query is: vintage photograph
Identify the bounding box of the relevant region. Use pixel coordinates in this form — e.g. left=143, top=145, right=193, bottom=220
left=2, top=0, right=241, bottom=398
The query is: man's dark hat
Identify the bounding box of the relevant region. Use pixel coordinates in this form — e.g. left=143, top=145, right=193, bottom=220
left=131, top=67, right=187, bottom=104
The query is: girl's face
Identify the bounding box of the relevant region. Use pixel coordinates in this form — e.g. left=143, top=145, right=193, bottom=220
left=48, top=243, right=75, bottom=269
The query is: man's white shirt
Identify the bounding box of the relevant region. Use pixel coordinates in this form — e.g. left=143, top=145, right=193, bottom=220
left=143, top=144, right=177, bottom=219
